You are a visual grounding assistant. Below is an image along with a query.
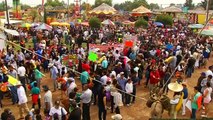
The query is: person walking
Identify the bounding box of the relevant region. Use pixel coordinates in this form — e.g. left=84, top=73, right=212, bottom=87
left=49, top=100, right=67, bottom=120
left=80, top=84, right=92, bottom=120
left=182, top=82, right=188, bottom=116
left=31, top=82, right=41, bottom=109
left=49, top=63, right=59, bottom=91
left=68, top=101, right=81, bottom=120
left=202, top=82, right=212, bottom=117
left=98, top=86, right=107, bottom=120
left=125, top=78, right=133, bottom=106
left=16, top=81, right=29, bottom=119
left=80, top=69, right=89, bottom=86
left=17, top=62, right=27, bottom=91
left=8, top=65, right=18, bottom=104
left=191, top=86, right=202, bottom=119
left=42, top=85, right=53, bottom=114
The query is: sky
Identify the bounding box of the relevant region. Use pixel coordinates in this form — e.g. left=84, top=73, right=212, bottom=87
left=3, top=0, right=204, bottom=7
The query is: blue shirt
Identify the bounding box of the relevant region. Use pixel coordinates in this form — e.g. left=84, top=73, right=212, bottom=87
left=80, top=71, right=89, bottom=84
left=129, top=52, right=136, bottom=60
left=182, top=88, right=188, bottom=99
left=117, top=77, right=127, bottom=90
left=101, top=60, right=108, bottom=69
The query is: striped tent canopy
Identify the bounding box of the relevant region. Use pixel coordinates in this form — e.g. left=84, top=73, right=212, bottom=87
left=89, top=3, right=117, bottom=15
left=160, top=6, right=182, bottom=13
left=132, top=5, right=152, bottom=14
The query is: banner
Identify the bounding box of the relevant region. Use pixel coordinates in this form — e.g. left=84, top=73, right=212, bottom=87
left=13, top=0, right=21, bottom=19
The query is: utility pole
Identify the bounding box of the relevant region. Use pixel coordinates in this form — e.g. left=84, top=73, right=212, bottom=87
left=5, top=0, right=10, bottom=27
left=206, top=0, right=210, bottom=24
left=67, top=0, right=69, bottom=20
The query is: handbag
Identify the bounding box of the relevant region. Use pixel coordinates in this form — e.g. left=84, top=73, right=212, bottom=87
left=61, top=108, right=66, bottom=120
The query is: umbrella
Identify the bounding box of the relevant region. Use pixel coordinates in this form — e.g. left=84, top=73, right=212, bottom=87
left=60, top=22, right=70, bottom=26
left=21, top=23, right=31, bottom=28
left=188, top=24, right=204, bottom=29
left=153, top=22, right=164, bottom=27
left=50, top=22, right=60, bottom=26
left=200, top=29, right=213, bottom=36
left=35, top=23, right=52, bottom=31
left=102, top=19, right=115, bottom=26
left=123, top=20, right=135, bottom=25
left=31, top=23, right=40, bottom=27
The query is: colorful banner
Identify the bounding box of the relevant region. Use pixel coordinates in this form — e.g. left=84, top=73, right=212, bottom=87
left=13, top=0, right=21, bottom=19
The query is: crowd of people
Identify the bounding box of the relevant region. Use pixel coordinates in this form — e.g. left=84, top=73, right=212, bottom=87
left=0, top=19, right=213, bottom=120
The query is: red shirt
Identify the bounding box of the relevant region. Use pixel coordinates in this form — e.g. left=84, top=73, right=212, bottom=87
left=156, top=49, right=161, bottom=56
left=150, top=70, right=160, bottom=84
left=82, top=63, right=90, bottom=73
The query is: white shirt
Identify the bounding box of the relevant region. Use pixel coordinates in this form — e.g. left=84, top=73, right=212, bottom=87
left=17, top=86, right=28, bottom=104
left=49, top=107, right=67, bottom=120
left=17, top=66, right=26, bottom=77
left=100, top=75, right=108, bottom=85
left=80, top=89, right=92, bottom=104
left=125, top=82, right=133, bottom=93
left=44, top=90, right=53, bottom=109
left=67, top=82, right=77, bottom=95
left=206, top=70, right=213, bottom=78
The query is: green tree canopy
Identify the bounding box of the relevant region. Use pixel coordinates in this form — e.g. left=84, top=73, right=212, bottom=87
left=94, top=0, right=112, bottom=8
left=184, top=0, right=194, bottom=9
left=134, top=18, right=148, bottom=28
left=45, top=0, right=64, bottom=7
left=156, top=14, right=173, bottom=26
left=89, top=17, right=101, bottom=29
left=0, top=1, right=5, bottom=11
left=21, top=4, right=31, bottom=10
left=149, top=3, right=160, bottom=10
left=197, top=0, right=213, bottom=10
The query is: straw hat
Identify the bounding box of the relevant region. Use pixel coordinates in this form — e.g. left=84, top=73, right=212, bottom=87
left=168, top=82, right=183, bottom=92
left=16, top=81, right=22, bottom=86
left=111, top=114, right=122, bottom=120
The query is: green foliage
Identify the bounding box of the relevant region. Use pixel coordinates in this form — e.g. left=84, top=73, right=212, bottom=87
left=28, top=9, right=39, bottom=22
left=149, top=3, right=160, bottom=10
left=94, top=0, right=112, bottom=8
left=134, top=18, right=148, bottom=28
left=45, top=0, right=63, bottom=7
left=0, top=1, right=5, bottom=11
left=184, top=0, right=194, bottom=9
left=197, top=0, right=213, bottom=10
left=89, top=17, right=101, bottom=29
left=155, top=14, right=173, bottom=26
left=21, top=4, right=31, bottom=10
left=114, top=0, right=150, bottom=11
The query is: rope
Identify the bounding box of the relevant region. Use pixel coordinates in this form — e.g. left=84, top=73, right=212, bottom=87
left=5, top=40, right=148, bottom=102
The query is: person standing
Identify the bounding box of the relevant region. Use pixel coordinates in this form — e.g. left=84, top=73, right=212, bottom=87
left=149, top=66, right=160, bottom=92
left=16, top=81, right=29, bottom=119
left=17, top=62, right=27, bottom=91
left=49, top=63, right=59, bottom=91
left=8, top=65, right=18, bottom=104
left=68, top=101, right=81, bottom=120
left=131, top=72, right=139, bottom=103
left=182, top=82, right=188, bottom=116
left=49, top=100, right=67, bottom=120
left=80, top=69, right=89, bottom=86
left=202, top=82, right=212, bottom=117
left=80, top=84, right=92, bottom=120
left=125, top=78, right=133, bottom=106
left=31, top=82, right=41, bottom=109
left=42, top=85, right=53, bottom=114
left=98, top=86, right=107, bottom=120
left=191, top=86, right=202, bottom=119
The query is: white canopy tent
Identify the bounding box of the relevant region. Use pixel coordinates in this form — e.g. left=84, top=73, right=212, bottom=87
left=0, top=19, right=23, bottom=24
left=0, top=31, right=6, bottom=50
left=4, top=29, right=19, bottom=36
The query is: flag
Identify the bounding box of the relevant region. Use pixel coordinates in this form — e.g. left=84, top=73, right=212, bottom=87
left=8, top=75, right=18, bottom=86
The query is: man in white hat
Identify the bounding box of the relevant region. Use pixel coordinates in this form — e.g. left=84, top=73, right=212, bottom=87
left=111, top=114, right=122, bottom=120
left=16, top=81, right=29, bottom=119
left=67, top=78, right=77, bottom=96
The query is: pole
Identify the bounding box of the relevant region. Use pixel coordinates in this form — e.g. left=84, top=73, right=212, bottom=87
left=206, top=0, right=210, bottom=24
left=67, top=0, right=69, bottom=20
left=5, top=0, right=10, bottom=27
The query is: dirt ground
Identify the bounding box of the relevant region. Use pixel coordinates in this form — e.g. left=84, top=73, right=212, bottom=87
left=1, top=57, right=213, bottom=120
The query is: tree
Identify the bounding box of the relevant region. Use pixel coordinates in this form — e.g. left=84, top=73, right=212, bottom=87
left=89, top=17, right=101, bottom=29
left=94, top=0, right=112, bottom=8
left=184, top=0, right=194, bottom=9
left=21, top=4, right=31, bottom=10
left=28, top=9, right=39, bottom=22
left=135, top=18, right=148, bottom=28
left=45, top=0, right=63, bottom=7
left=156, top=14, right=173, bottom=26
left=149, top=3, right=160, bottom=10
left=170, top=3, right=175, bottom=6
left=197, top=0, right=213, bottom=10
left=0, top=1, right=5, bottom=11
